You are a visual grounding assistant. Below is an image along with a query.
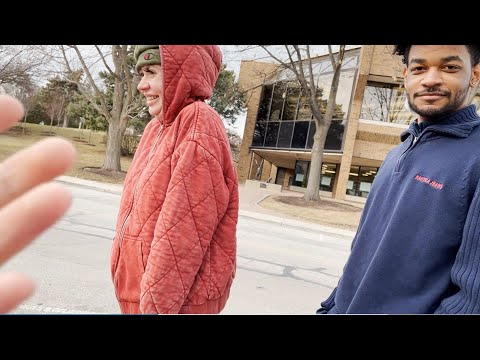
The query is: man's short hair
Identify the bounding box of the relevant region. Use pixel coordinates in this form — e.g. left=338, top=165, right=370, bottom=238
left=393, top=45, right=480, bottom=66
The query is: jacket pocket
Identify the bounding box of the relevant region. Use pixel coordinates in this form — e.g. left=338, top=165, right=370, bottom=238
left=113, top=235, right=145, bottom=303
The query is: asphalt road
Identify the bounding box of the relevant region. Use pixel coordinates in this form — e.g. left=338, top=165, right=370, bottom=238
left=4, top=183, right=353, bottom=315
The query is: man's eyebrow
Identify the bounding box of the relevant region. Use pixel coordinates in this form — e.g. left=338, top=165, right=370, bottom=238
left=410, top=55, right=463, bottom=65
left=441, top=55, right=463, bottom=63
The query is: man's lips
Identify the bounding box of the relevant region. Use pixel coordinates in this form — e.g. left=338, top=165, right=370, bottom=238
left=418, top=94, right=447, bottom=101
left=415, top=91, right=449, bottom=97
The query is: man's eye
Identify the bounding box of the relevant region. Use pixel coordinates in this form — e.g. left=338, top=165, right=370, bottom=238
left=443, top=65, right=460, bottom=71
left=411, top=66, right=425, bottom=72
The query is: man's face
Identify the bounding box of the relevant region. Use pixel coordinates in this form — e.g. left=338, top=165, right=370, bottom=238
left=403, top=45, right=480, bottom=121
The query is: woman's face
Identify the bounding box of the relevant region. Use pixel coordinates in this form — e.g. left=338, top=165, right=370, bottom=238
left=137, top=64, right=163, bottom=117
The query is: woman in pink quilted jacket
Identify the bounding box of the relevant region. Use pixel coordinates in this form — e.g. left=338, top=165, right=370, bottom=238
left=110, top=45, right=239, bottom=314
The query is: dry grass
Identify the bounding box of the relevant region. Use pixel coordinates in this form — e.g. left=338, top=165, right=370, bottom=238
left=259, top=194, right=364, bottom=231
left=0, top=123, right=132, bottom=184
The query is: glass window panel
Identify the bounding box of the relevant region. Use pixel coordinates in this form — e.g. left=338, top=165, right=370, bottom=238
left=341, top=55, right=359, bottom=70
left=357, top=166, right=378, bottom=198
left=277, top=121, right=294, bottom=148
left=360, top=84, right=392, bottom=121
left=315, top=70, right=355, bottom=120
left=293, top=160, right=309, bottom=187
left=282, top=84, right=300, bottom=120
left=291, top=121, right=309, bottom=149
left=297, top=88, right=313, bottom=120
left=360, top=82, right=416, bottom=125
left=269, top=82, right=287, bottom=121
left=346, top=166, right=360, bottom=196
left=307, top=121, right=315, bottom=149
left=389, top=87, right=416, bottom=125
left=324, top=120, right=344, bottom=151
left=252, top=122, right=267, bottom=147
left=256, top=84, right=273, bottom=122
left=264, top=122, right=280, bottom=147
left=320, top=163, right=337, bottom=192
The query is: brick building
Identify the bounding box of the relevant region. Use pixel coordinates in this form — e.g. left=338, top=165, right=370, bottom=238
left=236, top=45, right=480, bottom=202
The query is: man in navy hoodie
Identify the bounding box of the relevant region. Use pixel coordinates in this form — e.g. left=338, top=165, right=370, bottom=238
left=318, top=45, right=480, bottom=314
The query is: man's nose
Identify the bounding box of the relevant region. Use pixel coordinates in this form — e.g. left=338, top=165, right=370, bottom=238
left=420, top=68, right=443, bottom=88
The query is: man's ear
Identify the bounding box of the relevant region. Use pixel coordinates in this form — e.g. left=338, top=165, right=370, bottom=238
left=470, top=63, right=480, bottom=87
left=402, top=66, right=408, bottom=83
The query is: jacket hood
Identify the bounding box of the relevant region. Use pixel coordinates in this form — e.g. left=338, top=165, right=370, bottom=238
left=158, top=45, right=222, bottom=125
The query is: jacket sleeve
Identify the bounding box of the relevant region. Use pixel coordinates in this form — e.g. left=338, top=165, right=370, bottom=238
left=435, top=180, right=480, bottom=314
left=139, top=138, right=228, bottom=314
left=316, top=287, right=337, bottom=314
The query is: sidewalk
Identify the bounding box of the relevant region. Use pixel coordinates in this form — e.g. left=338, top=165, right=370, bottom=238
left=55, top=175, right=356, bottom=238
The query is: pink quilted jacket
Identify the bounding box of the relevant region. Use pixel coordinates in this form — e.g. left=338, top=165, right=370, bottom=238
left=110, top=45, right=238, bottom=314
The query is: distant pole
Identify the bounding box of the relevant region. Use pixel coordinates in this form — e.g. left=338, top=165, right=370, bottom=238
left=79, top=117, right=84, bottom=139
left=22, top=113, right=27, bottom=135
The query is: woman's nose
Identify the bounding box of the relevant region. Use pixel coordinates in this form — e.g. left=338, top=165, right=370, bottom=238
left=137, top=77, right=149, bottom=91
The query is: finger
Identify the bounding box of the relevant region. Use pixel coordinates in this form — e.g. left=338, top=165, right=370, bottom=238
left=0, top=138, right=76, bottom=208
left=0, top=95, right=24, bottom=132
left=0, top=182, right=72, bottom=265
left=0, top=273, right=34, bottom=313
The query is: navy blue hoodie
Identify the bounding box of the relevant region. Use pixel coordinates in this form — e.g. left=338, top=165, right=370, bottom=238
left=319, top=105, right=480, bottom=314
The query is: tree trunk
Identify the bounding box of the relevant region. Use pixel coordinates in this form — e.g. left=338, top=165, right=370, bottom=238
left=63, top=113, right=69, bottom=128
left=22, top=111, right=28, bottom=135
left=304, top=122, right=329, bottom=201
left=102, top=119, right=126, bottom=172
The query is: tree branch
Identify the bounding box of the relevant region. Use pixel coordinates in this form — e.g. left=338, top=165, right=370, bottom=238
left=95, top=45, right=117, bottom=78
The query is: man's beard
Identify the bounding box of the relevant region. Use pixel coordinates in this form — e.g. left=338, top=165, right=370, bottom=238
left=407, top=87, right=469, bottom=120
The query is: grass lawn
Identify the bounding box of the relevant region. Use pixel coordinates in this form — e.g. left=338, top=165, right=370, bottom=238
left=0, top=123, right=133, bottom=184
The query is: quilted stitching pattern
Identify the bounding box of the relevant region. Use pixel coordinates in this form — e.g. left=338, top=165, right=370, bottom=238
left=112, top=46, right=238, bottom=314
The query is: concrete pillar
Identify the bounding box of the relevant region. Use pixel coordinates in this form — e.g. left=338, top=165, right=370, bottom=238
left=333, top=45, right=374, bottom=200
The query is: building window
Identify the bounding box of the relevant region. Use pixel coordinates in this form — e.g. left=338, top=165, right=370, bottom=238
left=269, top=82, right=287, bottom=120
left=264, top=122, right=280, bottom=147
left=293, top=161, right=309, bottom=187
left=292, top=160, right=338, bottom=191
left=360, top=82, right=415, bottom=124
left=346, top=165, right=378, bottom=198
left=252, top=53, right=358, bottom=152
left=320, top=163, right=337, bottom=192
left=277, top=121, right=294, bottom=148
left=291, top=121, right=310, bottom=149
left=252, top=122, right=267, bottom=146
left=256, top=85, right=273, bottom=122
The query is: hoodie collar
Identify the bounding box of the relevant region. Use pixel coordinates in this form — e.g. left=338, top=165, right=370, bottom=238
left=400, top=105, right=480, bottom=142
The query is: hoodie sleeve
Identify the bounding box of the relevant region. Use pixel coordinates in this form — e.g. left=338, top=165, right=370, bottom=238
left=316, top=287, right=337, bottom=314
left=139, top=137, right=229, bottom=314
left=435, top=180, right=480, bottom=314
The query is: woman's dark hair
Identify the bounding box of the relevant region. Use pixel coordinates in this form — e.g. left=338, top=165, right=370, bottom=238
left=393, top=45, right=480, bottom=66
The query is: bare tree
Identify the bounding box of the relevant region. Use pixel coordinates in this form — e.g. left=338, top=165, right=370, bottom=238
left=256, top=45, right=346, bottom=202
left=55, top=45, right=143, bottom=172
left=0, top=46, right=52, bottom=88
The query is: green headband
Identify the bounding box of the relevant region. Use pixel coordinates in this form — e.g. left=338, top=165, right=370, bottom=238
left=134, top=45, right=161, bottom=72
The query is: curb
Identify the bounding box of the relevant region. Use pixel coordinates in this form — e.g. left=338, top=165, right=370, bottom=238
left=56, top=176, right=355, bottom=238
left=239, top=209, right=356, bottom=238
left=55, top=175, right=123, bottom=195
